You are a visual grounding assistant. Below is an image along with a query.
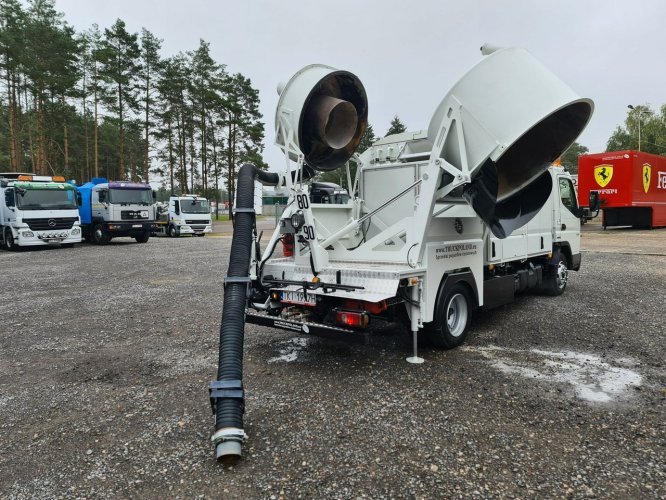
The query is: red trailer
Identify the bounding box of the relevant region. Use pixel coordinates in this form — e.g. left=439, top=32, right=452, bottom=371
left=578, top=150, right=666, bottom=229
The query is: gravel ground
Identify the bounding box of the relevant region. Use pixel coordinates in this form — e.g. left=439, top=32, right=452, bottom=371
left=0, top=226, right=664, bottom=499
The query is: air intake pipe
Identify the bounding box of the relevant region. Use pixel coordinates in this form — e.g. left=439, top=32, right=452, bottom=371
left=211, top=163, right=279, bottom=463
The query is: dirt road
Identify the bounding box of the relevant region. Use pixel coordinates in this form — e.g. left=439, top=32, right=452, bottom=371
left=1, top=227, right=664, bottom=498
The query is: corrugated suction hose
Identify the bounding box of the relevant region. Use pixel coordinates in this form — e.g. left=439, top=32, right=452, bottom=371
left=212, top=163, right=279, bottom=463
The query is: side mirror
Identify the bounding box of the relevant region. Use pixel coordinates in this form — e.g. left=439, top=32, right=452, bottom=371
left=589, top=191, right=600, bottom=212
left=98, top=190, right=106, bottom=203
left=153, top=191, right=157, bottom=202
left=76, top=192, right=82, bottom=206
left=174, top=201, right=180, bottom=215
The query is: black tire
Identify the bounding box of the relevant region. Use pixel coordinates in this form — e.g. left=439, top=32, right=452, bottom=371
left=424, top=283, right=472, bottom=349
left=168, top=224, right=178, bottom=238
left=3, top=227, right=17, bottom=251
left=542, top=250, right=568, bottom=296
left=92, top=223, right=111, bottom=245
left=134, top=232, right=150, bottom=243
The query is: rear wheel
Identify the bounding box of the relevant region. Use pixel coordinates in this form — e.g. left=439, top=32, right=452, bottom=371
left=3, top=227, right=17, bottom=251
left=424, top=284, right=472, bottom=349
left=542, top=250, right=568, bottom=296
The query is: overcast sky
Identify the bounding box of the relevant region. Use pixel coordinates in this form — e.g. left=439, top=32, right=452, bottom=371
left=54, top=0, right=666, bottom=170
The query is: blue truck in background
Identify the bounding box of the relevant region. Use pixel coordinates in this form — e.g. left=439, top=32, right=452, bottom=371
left=75, top=178, right=155, bottom=245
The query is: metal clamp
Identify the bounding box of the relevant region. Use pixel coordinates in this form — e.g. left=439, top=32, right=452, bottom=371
left=209, top=379, right=244, bottom=414
left=233, top=207, right=255, bottom=214
left=223, top=276, right=252, bottom=289
left=211, top=427, right=247, bottom=446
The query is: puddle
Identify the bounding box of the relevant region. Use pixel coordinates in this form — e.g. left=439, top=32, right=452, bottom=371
left=268, top=337, right=310, bottom=363
left=465, top=346, right=642, bottom=403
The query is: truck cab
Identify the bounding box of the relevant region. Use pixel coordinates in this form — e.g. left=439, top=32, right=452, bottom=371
left=0, top=173, right=82, bottom=250
left=76, top=178, right=155, bottom=245
left=155, top=196, right=213, bottom=237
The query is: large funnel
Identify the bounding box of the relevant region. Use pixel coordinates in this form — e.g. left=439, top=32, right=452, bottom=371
left=428, top=47, right=593, bottom=238
left=275, top=64, right=368, bottom=171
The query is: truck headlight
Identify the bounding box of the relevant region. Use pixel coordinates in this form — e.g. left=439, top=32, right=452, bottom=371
left=22, top=231, right=34, bottom=237
left=71, top=227, right=81, bottom=235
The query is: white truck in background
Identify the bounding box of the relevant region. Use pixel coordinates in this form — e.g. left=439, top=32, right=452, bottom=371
left=0, top=173, right=82, bottom=250
left=154, top=195, right=213, bottom=237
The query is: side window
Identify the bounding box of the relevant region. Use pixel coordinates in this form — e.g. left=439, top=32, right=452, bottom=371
left=98, top=190, right=107, bottom=203
left=559, top=177, right=578, bottom=215
left=5, top=188, right=15, bottom=207
left=174, top=200, right=180, bottom=215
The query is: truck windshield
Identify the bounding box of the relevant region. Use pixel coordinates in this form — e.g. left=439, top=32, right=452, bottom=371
left=181, top=199, right=210, bottom=214
left=16, top=188, right=77, bottom=210
left=109, top=188, right=153, bottom=205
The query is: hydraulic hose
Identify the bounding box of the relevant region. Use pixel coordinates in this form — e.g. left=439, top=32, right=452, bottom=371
left=212, top=163, right=279, bottom=463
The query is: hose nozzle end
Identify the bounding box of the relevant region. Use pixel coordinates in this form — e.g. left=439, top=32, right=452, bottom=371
left=212, top=427, right=246, bottom=465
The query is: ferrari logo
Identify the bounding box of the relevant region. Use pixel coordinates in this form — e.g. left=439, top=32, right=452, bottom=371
left=643, top=163, right=651, bottom=193
left=594, top=165, right=613, bottom=188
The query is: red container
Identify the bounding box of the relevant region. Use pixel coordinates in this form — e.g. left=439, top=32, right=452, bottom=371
left=578, top=150, right=666, bottom=228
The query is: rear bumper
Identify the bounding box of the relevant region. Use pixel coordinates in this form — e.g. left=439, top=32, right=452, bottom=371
left=245, top=311, right=369, bottom=344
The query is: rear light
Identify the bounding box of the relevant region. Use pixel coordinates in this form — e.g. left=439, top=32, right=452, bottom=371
left=334, top=309, right=369, bottom=329
left=282, top=233, right=294, bottom=257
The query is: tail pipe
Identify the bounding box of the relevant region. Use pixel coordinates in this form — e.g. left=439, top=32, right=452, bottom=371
left=210, top=163, right=279, bottom=463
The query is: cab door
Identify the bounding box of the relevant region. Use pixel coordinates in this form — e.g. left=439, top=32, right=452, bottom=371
left=554, top=175, right=581, bottom=255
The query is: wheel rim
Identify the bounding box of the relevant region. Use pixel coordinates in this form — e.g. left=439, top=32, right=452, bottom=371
left=95, top=227, right=103, bottom=242
left=5, top=230, right=12, bottom=249
left=556, top=261, right=568, bottom=290
left=446, top=293, right=468, bottom=337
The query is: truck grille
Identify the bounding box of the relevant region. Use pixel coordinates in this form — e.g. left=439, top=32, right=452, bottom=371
left=121, top=210, right=149, bottom=220
left=185, top=220, right=209, bottom=224
left=23, top=217, right=78, bottom=231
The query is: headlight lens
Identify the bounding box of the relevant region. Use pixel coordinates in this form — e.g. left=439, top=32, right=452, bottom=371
left=22, top=231, right=34, bottom=237
left=71, top=227, right=81, bottom=235
left=290, top=211, right=305, bottom=230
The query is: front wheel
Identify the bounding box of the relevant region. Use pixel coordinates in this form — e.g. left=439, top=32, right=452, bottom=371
left=424, top=284, right=472, bottom=349
left=542, top=250, right=568, bottom=296
left=134, top=232, right=150, bottom=243
left=93, top=223, right=111, bottom=245
left=168, top=224, right=178, bottom=238
left=3, top=227, right=17, bottom=251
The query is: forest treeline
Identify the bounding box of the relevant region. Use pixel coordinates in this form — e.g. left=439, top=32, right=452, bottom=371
left=0, top=0, right=265, bottom=204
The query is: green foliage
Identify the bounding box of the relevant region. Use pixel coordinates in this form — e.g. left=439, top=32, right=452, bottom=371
left=559, top=141, right=588, bottom=174
left=386, top=115, right=406, bottom=136
left=0, top=4, right=266, bottom=197
left=606, top=104, right=666, bottom=155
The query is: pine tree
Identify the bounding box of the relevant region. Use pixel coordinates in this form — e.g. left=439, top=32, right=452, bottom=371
left=99, top=19, right=140, bottom=180
left=138, top=28, right=162, bottom=183
left=385, top=115, right=407, bottom=136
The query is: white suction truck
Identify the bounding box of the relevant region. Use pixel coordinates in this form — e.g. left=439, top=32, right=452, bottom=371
left=210, top=44, right=595, bottom=462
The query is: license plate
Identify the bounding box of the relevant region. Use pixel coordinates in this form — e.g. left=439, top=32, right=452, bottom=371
left=132, top=224, right=142, bottom=228
left=280, top=290, right=316, bottom=307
